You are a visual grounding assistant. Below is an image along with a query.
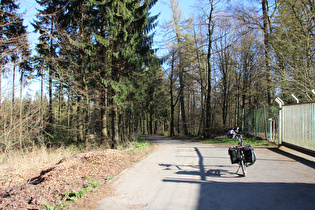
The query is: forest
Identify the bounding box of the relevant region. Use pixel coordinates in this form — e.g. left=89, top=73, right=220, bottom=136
left=0, top=0, right=314, bottom=152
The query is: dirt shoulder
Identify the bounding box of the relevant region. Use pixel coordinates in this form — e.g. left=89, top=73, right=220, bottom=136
left=0, top=142, right=155, bottom=209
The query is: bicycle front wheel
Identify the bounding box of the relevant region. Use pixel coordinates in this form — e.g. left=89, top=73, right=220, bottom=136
left=240, top=159, right=247, bottom=176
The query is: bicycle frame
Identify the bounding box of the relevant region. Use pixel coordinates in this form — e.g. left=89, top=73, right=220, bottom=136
left=235, top=133, right=244, bottom=146
left=235, top=134, right=247, bottom=176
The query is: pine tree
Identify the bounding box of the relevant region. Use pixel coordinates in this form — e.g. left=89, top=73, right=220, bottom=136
left=86, top=0, right=159, bottom=147
left=56, top=0, right=94, bottom=145
left=0, top=0, right=28, bottom=106
left=0, top=0, right=29, bottom=150
left=33, top=0, right=65, bottom=140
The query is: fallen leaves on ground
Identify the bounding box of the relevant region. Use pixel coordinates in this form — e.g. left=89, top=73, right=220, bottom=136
left=0, top=143, right=155, bottom=209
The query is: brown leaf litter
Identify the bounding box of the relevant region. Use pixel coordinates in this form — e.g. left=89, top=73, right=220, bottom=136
left=0, top=144, right=155, bottom=209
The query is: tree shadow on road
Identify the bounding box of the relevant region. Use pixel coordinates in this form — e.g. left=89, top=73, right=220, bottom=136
left=268, top=148, right=315, bottom=169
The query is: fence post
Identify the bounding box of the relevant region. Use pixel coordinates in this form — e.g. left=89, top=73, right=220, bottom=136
left=269, top=118, right=273, bottom=141
left=275, top=97, right=284, bottom=146
left=259, top=102, right=267, bottom=140
left=253, top=105, right=257, bottom=137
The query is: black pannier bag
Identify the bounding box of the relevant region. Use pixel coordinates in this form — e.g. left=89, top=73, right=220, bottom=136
left=243, top=144, right=255, bottom=163
left=228, top=147, right=239, bottom=164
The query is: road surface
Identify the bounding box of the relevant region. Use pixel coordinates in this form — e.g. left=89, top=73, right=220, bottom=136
left=98, top=137, right=315, bottom=210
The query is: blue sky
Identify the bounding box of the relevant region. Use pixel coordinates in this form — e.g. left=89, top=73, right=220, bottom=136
left=18, top=0, right=40, bottom=49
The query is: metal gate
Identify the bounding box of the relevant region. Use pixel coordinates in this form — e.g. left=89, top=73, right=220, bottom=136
left=278, top=101, right=315, bottom=154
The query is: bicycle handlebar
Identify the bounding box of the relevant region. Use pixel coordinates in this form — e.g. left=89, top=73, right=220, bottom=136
left=227, top=127, right=241, bottom=139
left=232, top=127, right=241, bottom=134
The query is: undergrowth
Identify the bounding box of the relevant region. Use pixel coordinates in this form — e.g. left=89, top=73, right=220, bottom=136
left=125, top=137, right=152, bottom=154
left=199, top=136, right=275, bottom=146
left=42, top=180, right=101, bottom=210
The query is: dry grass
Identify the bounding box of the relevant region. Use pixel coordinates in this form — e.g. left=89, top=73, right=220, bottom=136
left=0, top=139, right=152, bottom=188
left=0, top=140, right=155, bottom=209
left=0, top=146, right=79, bottom=188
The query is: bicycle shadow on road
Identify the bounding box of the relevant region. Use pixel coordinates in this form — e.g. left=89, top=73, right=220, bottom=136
left=159, top=147, right=242, bottom=179
left=192, top=147, right=243, bottom=178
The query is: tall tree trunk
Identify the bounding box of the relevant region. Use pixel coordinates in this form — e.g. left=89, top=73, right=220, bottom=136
left=47, top=65, right=53, bottom=132
left=170, top=102, right=175, bottom=136
left=262, top=0, right=272, bottom=105
left=110, top=61, right=120, bottom=148
left=222, top=77, right=228, bottom=126
left=19, top=71, right=23, bottom=150
left=193, top=28, right=205, bottom=136
left=111, top=105, right=119, bottom=148
left=177, top=106, right=180, bottom=134
left=99, top=20, right=109, bottom=144
left=12, top=60, right=16, bottom=105
left=67, top=91, right=71, bottom=141
left=149, top=109, right=153, bottom=135
left=100, top=75, right=108, bottom=145
left=236, top=71, right=241, bottom=126
left=47, top=19, right=54, bottom=137
left=78, top=2, right=86, bottom=145
left=84, top=82, right=90, bottom=146
left=40, top=68, right=44, bottom=141
left=176, top=39, right=188, bottom=135
left=77, top=96, right=84, bottom=144
left=205, top=1, right=215, bottom=137
left=100, top=87, right=108, bottom=144
left=179, top=70, right=188, bottom=135
left=169, top=51, right=176, bottom=137
left=76, top=72, right=85, bottom=145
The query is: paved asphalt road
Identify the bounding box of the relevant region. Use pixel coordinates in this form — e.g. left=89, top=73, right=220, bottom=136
left=98, top=137, right=315, bottom=210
